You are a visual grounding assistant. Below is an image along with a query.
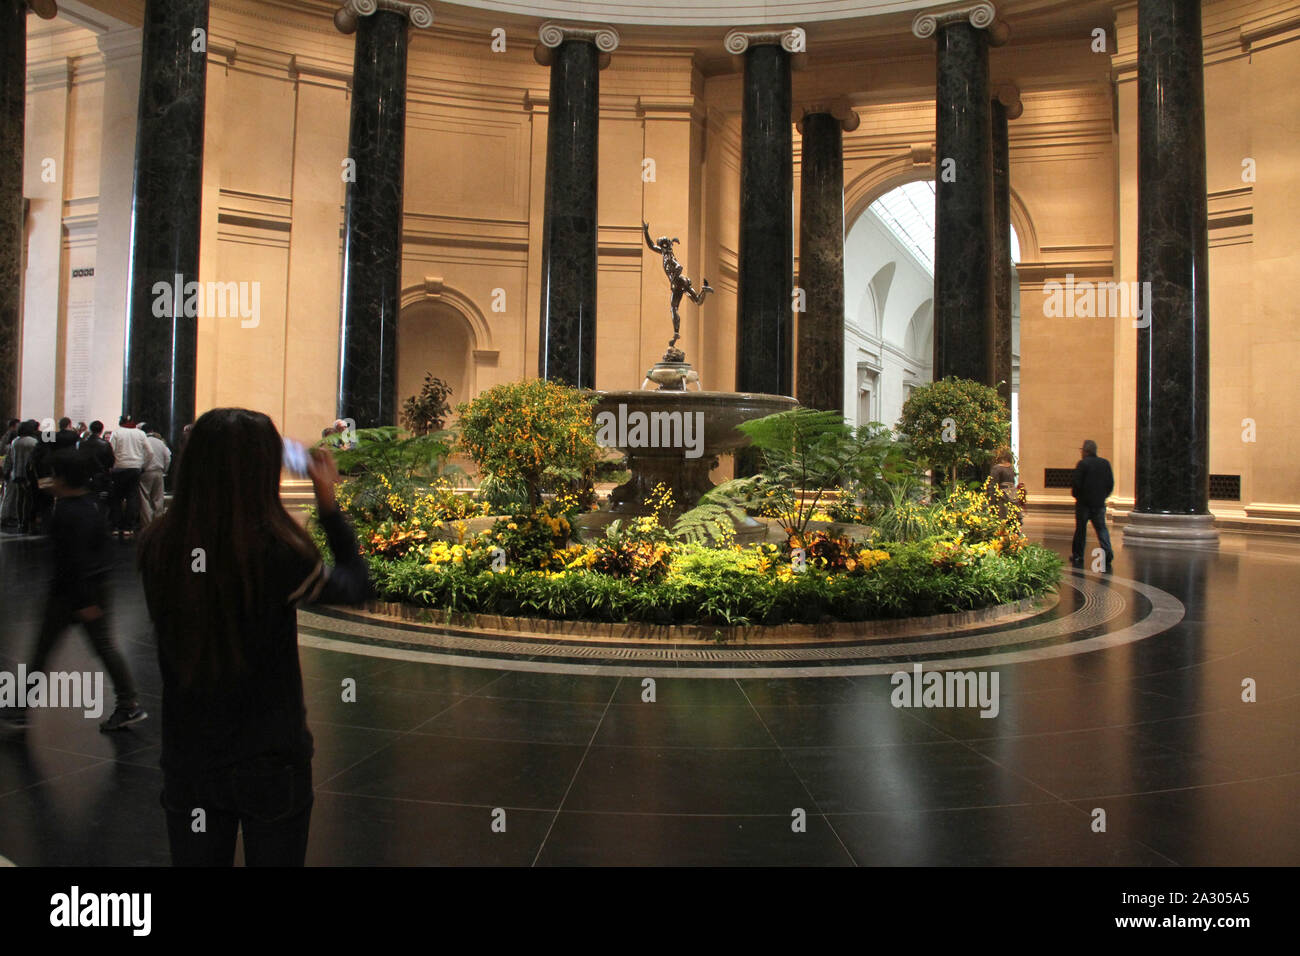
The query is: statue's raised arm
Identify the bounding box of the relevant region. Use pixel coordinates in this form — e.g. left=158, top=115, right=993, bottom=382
left=641, top=221, right=659, bottom=253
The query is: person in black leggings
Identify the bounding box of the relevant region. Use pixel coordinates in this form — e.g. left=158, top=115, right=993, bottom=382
left=3, top=449, right=144, bottom=731
left=137, top=408, right=369, bottom=866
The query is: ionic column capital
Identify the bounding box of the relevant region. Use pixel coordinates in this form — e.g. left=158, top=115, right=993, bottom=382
left=723, top=27, right=806, bottom=55
left=334, top=1, right=433, bottom=34
left=795, top=100, right=860, bottom=133
left=534, top=22, right=620, bottom=67
left=912, top=2, right=1010, bottom=46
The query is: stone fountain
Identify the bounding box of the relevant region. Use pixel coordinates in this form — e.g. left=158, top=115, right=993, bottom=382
left=584, top=222, right=797, bottom=533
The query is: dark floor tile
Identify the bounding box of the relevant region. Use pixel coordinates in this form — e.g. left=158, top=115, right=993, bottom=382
left=0, top=760, right=169, bottom=866
left=609, top=676, right=749, bottom=707
left=361, top=660, right=512, bottom=697
left=827, top=802, right=1174, bottom=866
left=536, top=810, right=854, bottom=866
left=304, top=681, right=461, bottom=733
left=783, top=740, right=1056, bottom=813
left=323, top=733, right=587, bottom=809
left=967, top=726, right=1248, bottom=800
left=1065, top=772, right=1300, bottom=866
left=306, top=790, right=553, bottom=865
left=0, top=735, right=107, bottom=796
left=754, top=701, right=951, bottom=749
left=475, top=670, right=621, bottom=704
left=562, top=745, right=812, bottom=815
left=595, top=699, right=775, bottom=749
left=413, top=695, right=609, bottom=746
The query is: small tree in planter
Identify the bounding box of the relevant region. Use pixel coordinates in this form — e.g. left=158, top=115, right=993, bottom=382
left=401, top=374, right=454, bottom=436
left=457, top=379, right=601, bottom=510
left=897, top=377, right=1010, bottom=487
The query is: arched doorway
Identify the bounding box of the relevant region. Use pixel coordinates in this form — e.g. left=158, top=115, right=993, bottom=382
left=397, top=300, right=475, bottom=423
left=844, top=178, right=1021, bottom=446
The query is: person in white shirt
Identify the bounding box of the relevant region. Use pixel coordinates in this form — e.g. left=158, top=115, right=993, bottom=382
left=138, top=431, right=173, bottom=527
left=108, top=417, right=150, bottom=536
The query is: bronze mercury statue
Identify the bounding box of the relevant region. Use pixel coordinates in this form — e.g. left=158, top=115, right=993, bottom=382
left=642, top=222, right=713, bottom=350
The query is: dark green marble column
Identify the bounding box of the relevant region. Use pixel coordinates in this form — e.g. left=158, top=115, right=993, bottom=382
left=1126, top=0, right=1218, bottom=546
left=0, top=0, right=35, bottom=422
left=990, top=84, right=1020, bottom=411
left=796, top=108, right=856, bottom=413
left=730, top=31, right=796, bottom=400
left=336, top=2, right=432, bottom=427
left=535, top=24, right=619, bottom=388
left=122, top=0, right=207, bottom=451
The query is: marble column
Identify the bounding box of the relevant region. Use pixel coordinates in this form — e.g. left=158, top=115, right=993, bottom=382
left=726, top=28, right=801, bottom=400
left=912, top=3, right=1008, bottom=386
left=0, top=1, right=56, bottom=421
left=335, top=1, right=433, bottom=427
left=990, top=83, right=1021, bottom=411
left=534, top=23, right=618, bottom=388
left=796, top=105, right=858, bottom=413
left=122, top=0, right=207, bottom=451
left=1125, top=0, right=1218, bottom=546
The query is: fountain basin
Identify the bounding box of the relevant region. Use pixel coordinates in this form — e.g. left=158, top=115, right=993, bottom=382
left=591, top=390, right=798, bottom=519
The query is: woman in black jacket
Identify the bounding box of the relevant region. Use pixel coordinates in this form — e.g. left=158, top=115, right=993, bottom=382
left=138, top=408, right=370, bottom=866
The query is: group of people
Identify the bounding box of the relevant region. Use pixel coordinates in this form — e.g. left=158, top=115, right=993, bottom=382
left=0, top=416, right=174, bottom=537
left=1, top=407, right=371, bottom=868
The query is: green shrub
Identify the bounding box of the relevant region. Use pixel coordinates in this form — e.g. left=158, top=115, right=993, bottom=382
left=457, top=379, right=601, bottom=509
left=898, top=377, right=1010, bottom=485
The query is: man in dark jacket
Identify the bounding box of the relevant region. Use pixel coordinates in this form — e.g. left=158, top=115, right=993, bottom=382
left=54, top=417, right=79, bottom=450
left=1071, top=439, right=1115, bottom=570
left=79, top=420, right=116, bottom=503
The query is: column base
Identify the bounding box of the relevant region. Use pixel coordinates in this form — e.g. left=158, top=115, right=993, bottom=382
left=1121, top=511, right=1219, bottom=548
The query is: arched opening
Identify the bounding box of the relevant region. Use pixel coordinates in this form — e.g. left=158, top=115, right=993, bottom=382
left=397, top=300, right=475, bottom=425
left=844, top=179, right=1021, bottom=440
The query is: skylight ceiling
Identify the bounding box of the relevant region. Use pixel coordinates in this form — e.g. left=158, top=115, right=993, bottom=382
left=869, top=180, right=935, bottom=275
left=868, top=180, right=1021, bottom=277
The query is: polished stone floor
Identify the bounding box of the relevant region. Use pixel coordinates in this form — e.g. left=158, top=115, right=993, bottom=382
left=0, top=515, right=1296, bottom=866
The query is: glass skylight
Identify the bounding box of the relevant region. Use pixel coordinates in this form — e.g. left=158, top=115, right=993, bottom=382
left=868, top=180, right=935, bottom=275
left=868, top=179, right=1022, bottom=273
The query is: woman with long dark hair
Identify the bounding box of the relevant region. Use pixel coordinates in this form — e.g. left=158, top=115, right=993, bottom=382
left=138, top=408, right=369, bottom=866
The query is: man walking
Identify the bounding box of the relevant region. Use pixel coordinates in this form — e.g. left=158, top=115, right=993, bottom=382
left=2, top=450, right=145, bottom=732
left=1071, top=439, right=1115, bottom=571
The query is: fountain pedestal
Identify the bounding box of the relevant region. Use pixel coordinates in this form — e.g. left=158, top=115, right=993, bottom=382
left=588, top=388, right=798, bottom=537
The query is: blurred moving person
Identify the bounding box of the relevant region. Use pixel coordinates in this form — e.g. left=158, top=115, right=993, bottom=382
left=2, top=450, right=145, bottom=731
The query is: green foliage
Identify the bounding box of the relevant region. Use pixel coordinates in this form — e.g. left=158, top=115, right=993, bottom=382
left=486, top=509, right=572, bottom=570
left=897, top=377, right=1010, bottom=485
left=365, top=536, right=1062, bottom=628
left=457, top=379, right=601, bottom=508
left=673, top=409, right=914, bottom=542
left=400, top=374, right=454, bottom=436
left=328, top=427, right=459, bottom=523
